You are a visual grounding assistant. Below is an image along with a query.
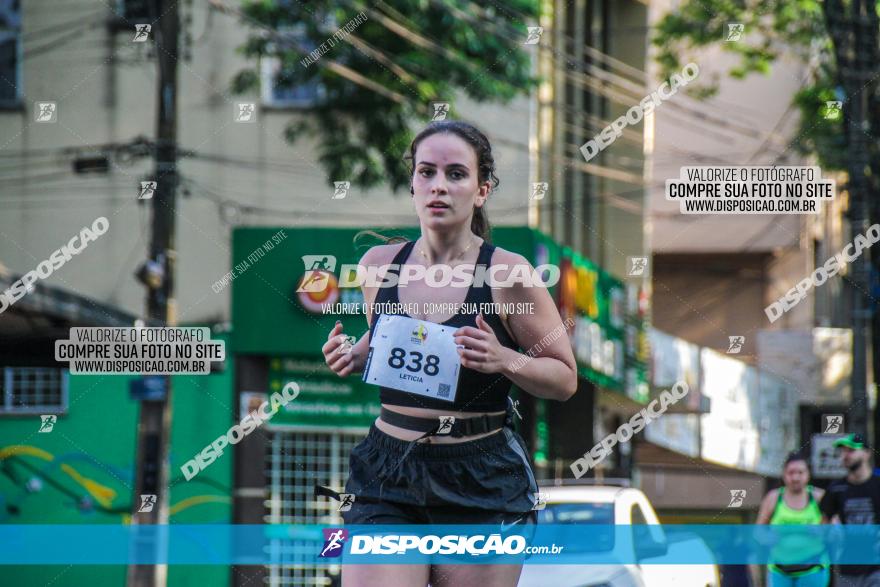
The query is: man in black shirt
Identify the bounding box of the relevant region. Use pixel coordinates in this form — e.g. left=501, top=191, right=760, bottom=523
left=820, top=433, right=880, bottom=586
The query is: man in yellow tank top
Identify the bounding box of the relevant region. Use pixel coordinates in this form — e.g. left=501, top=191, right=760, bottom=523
left=757, top=452, right=829, bottom=587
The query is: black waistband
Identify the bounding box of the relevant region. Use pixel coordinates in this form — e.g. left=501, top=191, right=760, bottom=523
left=380, top=407, right=507, bottom=438
left=363, top=421, right=512, bottom=459
left=773, top=563, right=826, bottom=574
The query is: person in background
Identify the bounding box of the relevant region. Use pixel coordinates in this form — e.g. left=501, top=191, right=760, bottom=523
left=756, top=451, right=828, bottom=587
left=820, top=433, right=880, bottom=586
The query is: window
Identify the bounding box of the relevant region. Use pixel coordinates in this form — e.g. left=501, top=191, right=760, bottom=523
left=260, top=19, right=343, bottom=108
left=631, top=503, right=648, bottom=525
left=631, top=502, right=667, bottom=548
left=538, top=502, right=615, bottom=525
left=1, top=367, right=69, bottom=414
left=537, top=502, right=615, bottom=553
left=266, top=429, right=363, bottom=586
left=117, top=0, right=151, bottom=21
left=0, top=0, right=21, bottom=106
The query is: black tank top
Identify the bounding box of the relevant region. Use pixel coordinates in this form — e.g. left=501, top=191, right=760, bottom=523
left=367, top=239, right=520, bottom=413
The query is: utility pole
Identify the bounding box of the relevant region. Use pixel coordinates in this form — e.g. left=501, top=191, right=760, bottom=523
left=859, top=4, right=880, bottom=450
left=825, top=0, right=875, bottom=439
left=127, top=0, right=179, bottom=585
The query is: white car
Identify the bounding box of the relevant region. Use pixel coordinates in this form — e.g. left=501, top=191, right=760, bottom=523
left=517, top=483, right=720, bottom=587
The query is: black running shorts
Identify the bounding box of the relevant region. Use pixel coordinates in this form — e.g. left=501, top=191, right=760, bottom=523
left=341, top=423, right=540, bottom=526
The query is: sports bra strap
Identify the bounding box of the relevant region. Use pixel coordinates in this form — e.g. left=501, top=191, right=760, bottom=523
left=775, top=485, right=817, bottom=508
left=391, top=240, right=417, bottom=268
left=476, top=240, right=494, bottom=267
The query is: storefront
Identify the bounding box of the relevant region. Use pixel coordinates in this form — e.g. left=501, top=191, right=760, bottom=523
left=637, top=330, right=799, bottom=522
left=549, top=245, right=651, bottom=480
left=231, top=227, right=390, bottom=587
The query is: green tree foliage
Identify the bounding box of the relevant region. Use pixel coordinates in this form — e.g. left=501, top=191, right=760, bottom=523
left=652, top=0, right=849, bottom=170
left=231, top=0, right=540, bottom=192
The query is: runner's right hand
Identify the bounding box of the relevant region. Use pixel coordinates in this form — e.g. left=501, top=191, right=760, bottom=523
left=323, top=321, right=361, bottom=377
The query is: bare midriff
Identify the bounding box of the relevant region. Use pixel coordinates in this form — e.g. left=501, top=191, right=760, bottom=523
left=375, top=404, right=506, bottom=444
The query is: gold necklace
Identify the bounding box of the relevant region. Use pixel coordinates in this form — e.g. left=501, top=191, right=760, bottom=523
left=417, top=235, right=478, bottom=264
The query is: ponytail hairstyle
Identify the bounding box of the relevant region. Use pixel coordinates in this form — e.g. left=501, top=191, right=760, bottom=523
left=355, top=121, right=499, bottom=248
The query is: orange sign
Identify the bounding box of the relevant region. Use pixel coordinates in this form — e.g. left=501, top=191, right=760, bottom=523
left=296, top=271, right=339, bottom=313
left=560, top=259, right=600, bottom=319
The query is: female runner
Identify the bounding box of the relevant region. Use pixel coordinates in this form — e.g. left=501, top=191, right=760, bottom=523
left=322, top=120, right=578, bottom=587
left=756, top=452, right=829, bottom=587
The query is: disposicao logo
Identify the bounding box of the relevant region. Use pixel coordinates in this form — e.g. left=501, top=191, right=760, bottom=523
left=297, top=255, right=339, bottom=313
left=319, top=528, right=349, bottom=558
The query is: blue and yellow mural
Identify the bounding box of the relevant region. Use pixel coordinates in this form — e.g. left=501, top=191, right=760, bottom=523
left=0, top=445, right=231, bottom=523
left=0, top=333, right=234, bottom=586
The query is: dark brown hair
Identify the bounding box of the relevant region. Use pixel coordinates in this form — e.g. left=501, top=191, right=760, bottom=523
left=784, top=451, right=809, bottom=469
left=355, top=121, right=499, bottom=249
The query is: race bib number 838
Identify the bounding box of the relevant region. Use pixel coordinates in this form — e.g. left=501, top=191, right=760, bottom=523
left=363, top=314, right=460, bottom=402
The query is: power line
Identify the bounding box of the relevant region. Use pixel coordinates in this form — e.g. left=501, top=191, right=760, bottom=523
left=415, top=0, right=776, bottom=144
left=0, top=137, right=152, bottom=159
left=178, top=166, right=649, bottom=221
left=22, top=23, right=95, bottom=61
left=181, top=150, right=323, bottom=175
left=20, top=10, right=105, bottom=43
left=440, top=0, right=771, bottom=135
left=206, top=0, right=671, bottom=187
left=0, top=197, right=136, bottom=209
left=208, top=0, right=409, bottom=105
left=0, top=170, right=80, bottom=187
left=335, top=0, right=530, bottom=96
left=544, top=48, right=770, bottom=142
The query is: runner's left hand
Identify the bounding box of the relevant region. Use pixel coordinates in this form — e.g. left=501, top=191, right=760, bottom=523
left=453, top=314, right=513, bottom=374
